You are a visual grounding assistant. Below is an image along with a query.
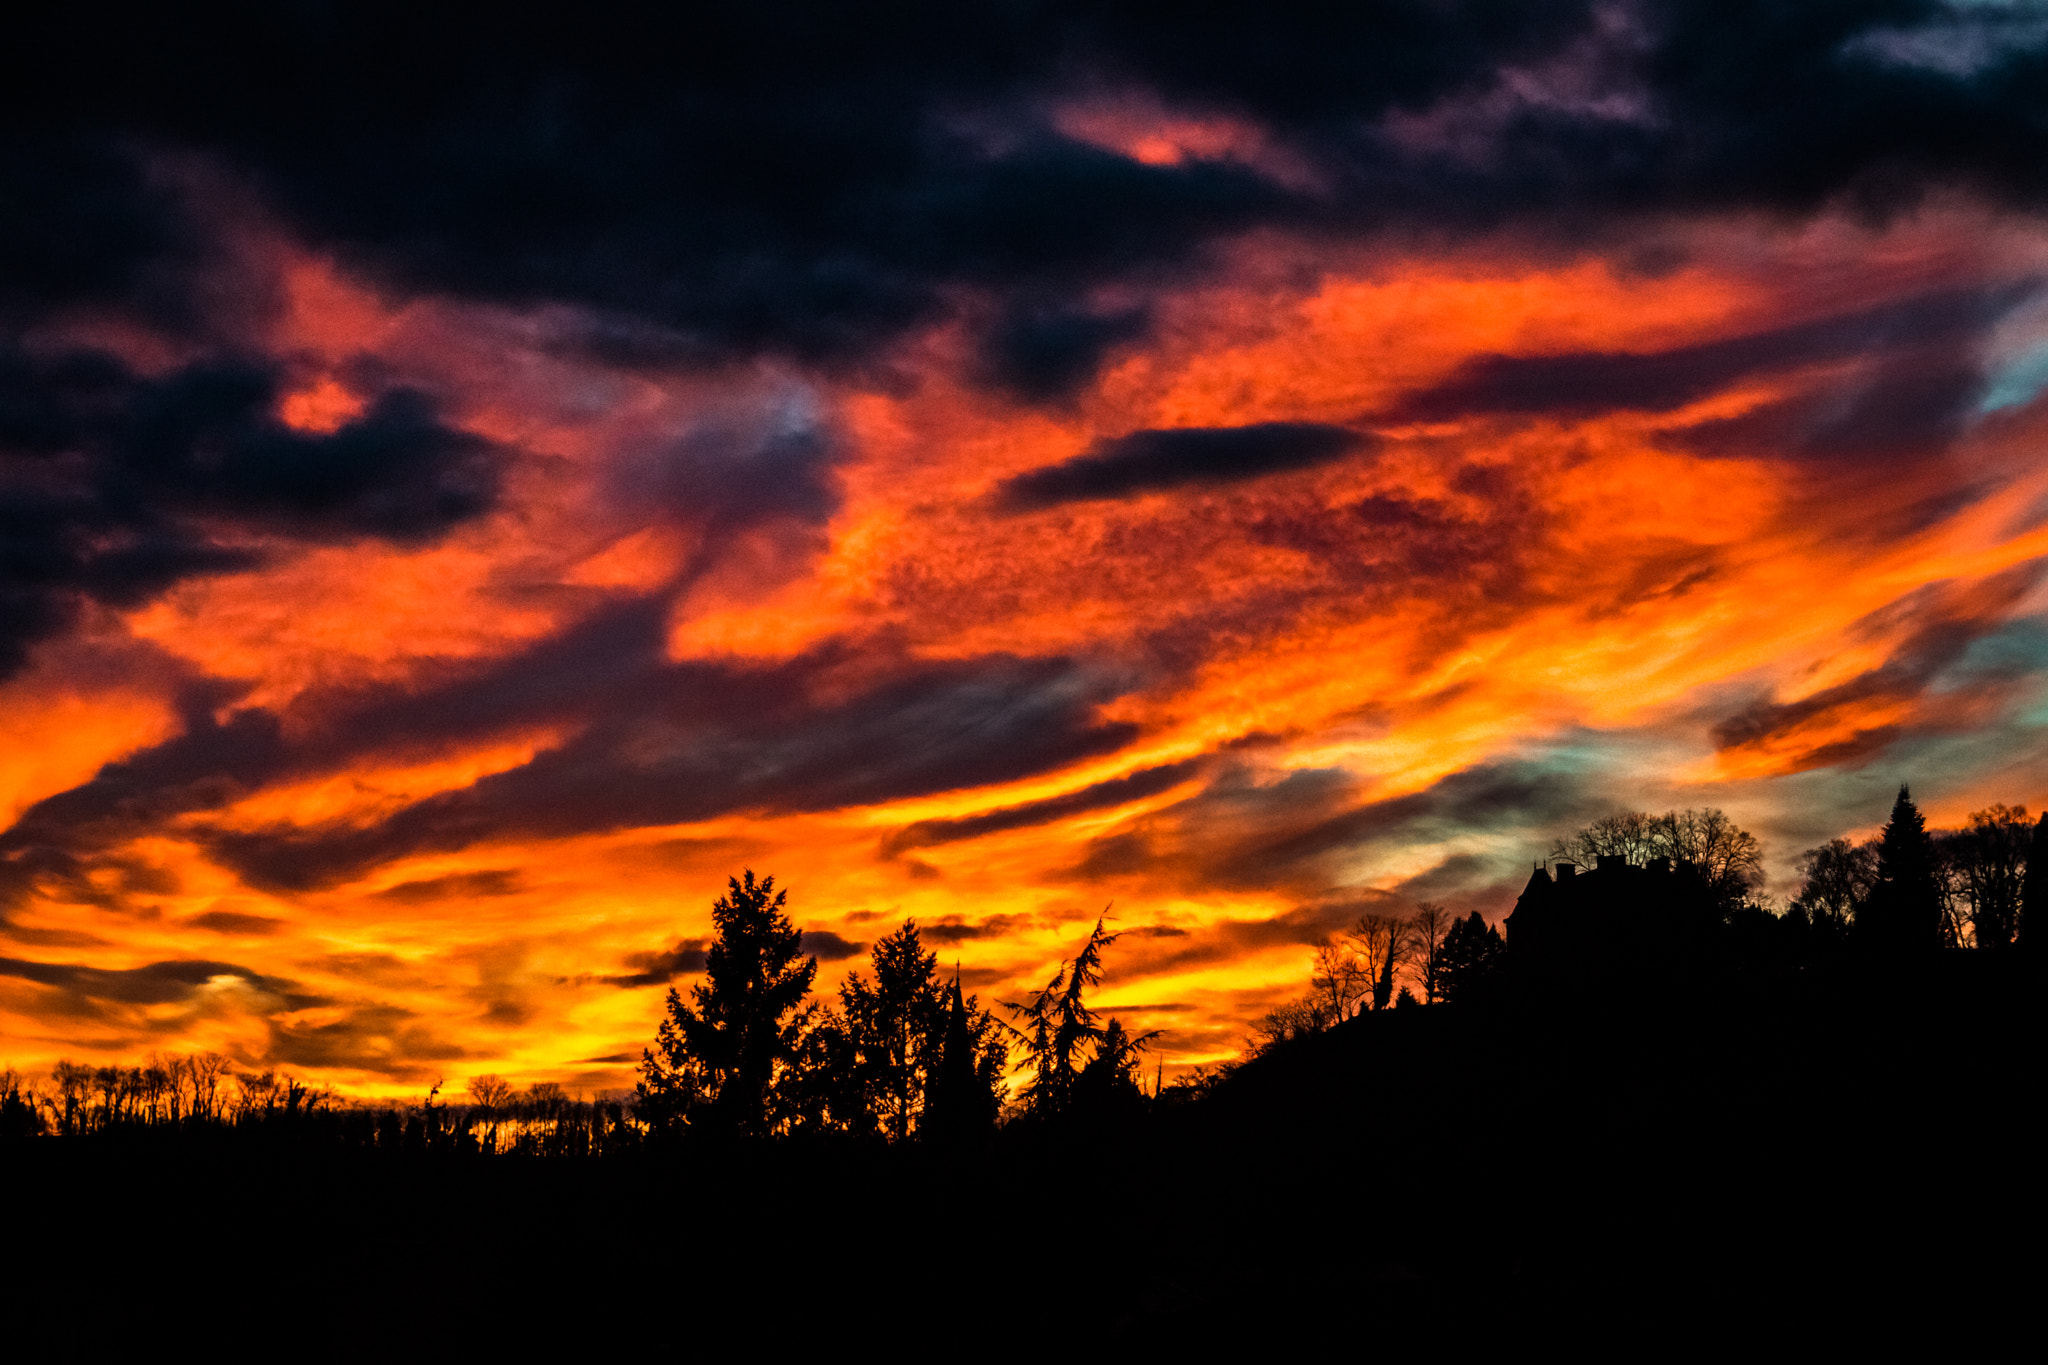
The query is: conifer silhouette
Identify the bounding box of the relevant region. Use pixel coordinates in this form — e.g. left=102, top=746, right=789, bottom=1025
left=1437, top=912, right=1503, bottom=1003
left=838, top=920, right=946, bottom=1142
left=1862, top=787, right=1944, bottom=955
left=1002, top=916, right=1154, bottom=1118
left=637, top=870, right=817, bottom=1136
left=922, top=971, right=1006, bottom=1144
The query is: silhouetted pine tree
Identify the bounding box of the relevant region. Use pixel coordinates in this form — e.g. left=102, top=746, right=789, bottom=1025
left=1437, top=912, right=1503, bottom=1003
left=839, top=920, right=946, bottom=1142
left=1003, top=917, right=1155, bottom=1120
left=1073, top=1016, right=1154, bottom=1120
left=922, top=975, right=992, bottom=1144
left=922, top=971, right=1010, bottom=1144
left=1861, top=787, right=1945, bottom=955
left=637, top=870, right=817, bottom=1136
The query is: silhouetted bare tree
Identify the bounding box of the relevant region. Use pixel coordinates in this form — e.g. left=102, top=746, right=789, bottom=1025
left=0, top=1068, right=41, bottom=1138
left=467, top=1074, right=512, bottom=1152
left=1660, top=809, right=1765, bottom=908
left=187, top=1052, right=231, bottom=1122
left=1249, top=995, right=1336, bottom=1054
left=1411, top=902, right=1454, bottom=1003
left=1793, top=837, right=1877, bottom=931
left=1311, top=937, right=1370, bottom=1020
left=1346, top=914, right=1413, bottom=1011
left=1556, top=808, right=1763, bottom=909
left=1945, top=805, right=2030, bottom=951
left=1552, top=812, right=1664, bottom=867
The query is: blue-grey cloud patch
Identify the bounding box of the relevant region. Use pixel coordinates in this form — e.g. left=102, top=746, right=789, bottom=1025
left=995, top=423, right=1372, bottom=510
left=1842, top=4, right=2048, bottom=77
left=1068, top=756, right=1608, bottom=898
left=1712, top=563, right=2048, bottom=771
left=611, top=395, right=843, bottom=537
left=1390, top=285, right=2031, bottom=428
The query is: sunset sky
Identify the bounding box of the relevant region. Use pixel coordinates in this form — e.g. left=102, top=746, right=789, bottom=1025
left=6, top=2, right=2048, bottom=1094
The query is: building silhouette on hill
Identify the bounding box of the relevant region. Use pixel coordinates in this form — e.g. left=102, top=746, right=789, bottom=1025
left=1506, top=855, right=1719, bottom=984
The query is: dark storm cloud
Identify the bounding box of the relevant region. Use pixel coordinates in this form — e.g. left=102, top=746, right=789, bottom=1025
left=0, top=135, right=202, bottom=327
left=204, top=645, right=1140, bottom=891
left=0, top=346, right=497, bottom=678
left=185, top=910, right=284, bottom=935
left=17, top=3, right=2041, bottom=399
left=799, top=930, right=866, bottom=961
left=881, top=758, right=1205, bottom=855
left=1284, top=465, right=1554, bottom=592
left=267, top=1003, right=470, bottom=1073
left=0, top=603, right=659, bottom=911
left=6, top=4, right=1303, bottom=363
left=373, top=871, right=524, bottom=904
left=0, top=684, right=287, bottom=912
left=1678, top=351, right=1995, bottom=467
left=0, top=955, right=299, bottom=1006
left=915, top=913, right=1037, bottom=944
left=978, top=298, right=1152, bottom=402
left=599, top=929, right=917, bottom=990
left=1391, top=286, right=2031, bottom=424
left=996, top=424, right=1371, bottom=510
left=603, top=940, right=710, bottom=988
left=0, top=583, right=1137, bottom=901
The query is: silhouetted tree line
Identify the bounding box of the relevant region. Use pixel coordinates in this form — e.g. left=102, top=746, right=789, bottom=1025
left=7, top=786, right=2037, bottom=1154
left=635, top=870, right=1160, bottom=1143
left=1250, top=902, right=1505, bottom=1053
left=0, top=1055, right=644, bottom=1154
left=5, top=799, right=2034, bottom=1352
left=1250, top=787, right=2044, bottom=1056
left=1792, top=791, right=2044, bottom=953
left=2, top=870, right=1178, bottom=1152
left=1776, top=786, right=2042, bottom=955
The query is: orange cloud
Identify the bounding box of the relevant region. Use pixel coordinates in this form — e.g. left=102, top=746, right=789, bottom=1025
left=8, top=205, right=2048, bottom=1097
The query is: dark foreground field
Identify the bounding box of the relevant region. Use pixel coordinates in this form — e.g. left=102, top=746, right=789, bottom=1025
left=8, top=954, right=2036, bottom=1350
